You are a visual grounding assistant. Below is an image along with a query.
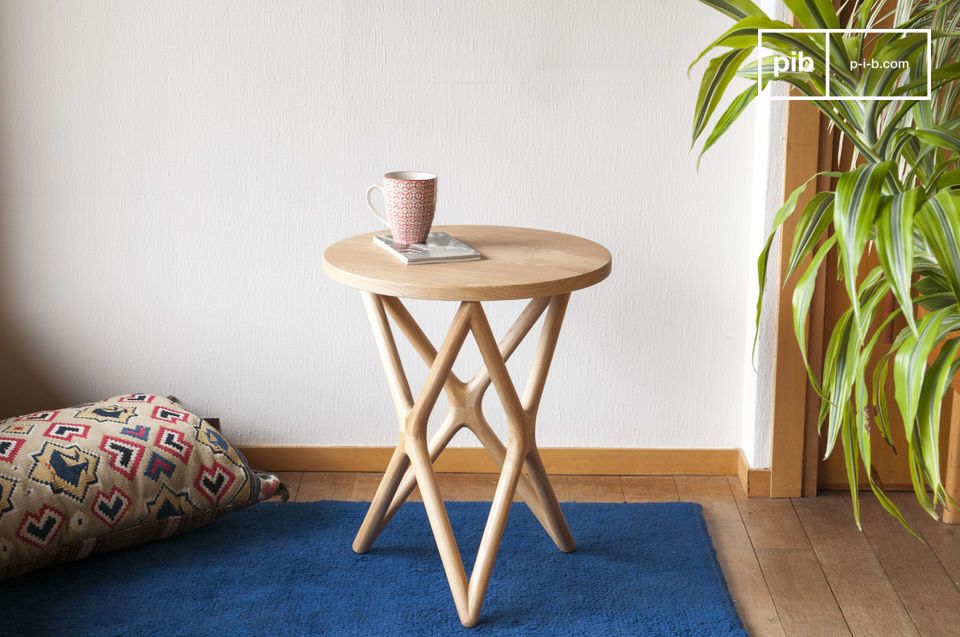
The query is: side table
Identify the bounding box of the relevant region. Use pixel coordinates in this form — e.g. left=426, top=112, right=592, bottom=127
left=323, top=225, right=611, bottom=627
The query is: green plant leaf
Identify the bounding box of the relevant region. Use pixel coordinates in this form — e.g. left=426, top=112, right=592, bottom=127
left=840, top=404, right=861, bottom=527
left=783, top=0, right=841, bottom=29
left=698, top=83, right=762, bottom=165
left=833, top=162, right=895, bottom=318
left=916, top=337, right=960, bottom=499
left=787, top=192, right=834, bottom=278
left=820, top=268, right=887, bottom=451
left=753, top=172, right=836, bottom=357
left=793, top=236, right=836, bottom=391
left=909, top=449, right=937, bottom=518
left=697, top=0, right=765, bottom=21
left=688, top=16, right=793, bottom=76
left=875, top=189, right=921, bottom=334
left=872, top=350, right=893, bottom=445
left=693, top=49, right=753, bottom=144
left=824, top=310, right=860, bottom=458
left=912, top=127, right=960, bottom=154
left=894, top=61, right=960, bottom=96
left=893, top=306, right=952, bottom=447
left=915, top=190, right=960, bottom=306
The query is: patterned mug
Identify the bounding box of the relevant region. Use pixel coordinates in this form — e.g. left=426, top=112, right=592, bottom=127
left=366, top=171, right=437, bottom=245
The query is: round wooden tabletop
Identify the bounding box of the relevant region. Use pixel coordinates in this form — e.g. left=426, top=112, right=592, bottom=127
left=323, top=225, right=612, bottom=301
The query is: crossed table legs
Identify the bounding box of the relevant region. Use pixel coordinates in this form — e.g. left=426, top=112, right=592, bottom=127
left=352, top=292, right=576, bottom=627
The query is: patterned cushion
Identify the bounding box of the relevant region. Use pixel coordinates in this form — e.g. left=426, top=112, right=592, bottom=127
left=0, top=394, right=282, bottom=579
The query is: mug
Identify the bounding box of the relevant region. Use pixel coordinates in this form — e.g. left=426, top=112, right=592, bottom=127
left=366, top=171, right=437, bottom=245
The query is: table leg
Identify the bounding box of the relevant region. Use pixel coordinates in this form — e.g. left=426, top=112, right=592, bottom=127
left=352, top=292, right=577, bottom=626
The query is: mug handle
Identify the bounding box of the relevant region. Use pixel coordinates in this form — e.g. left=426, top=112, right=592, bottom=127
left=365, top=185, right=390, bottom=227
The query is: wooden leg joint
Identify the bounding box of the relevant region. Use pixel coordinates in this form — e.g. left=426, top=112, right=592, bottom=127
left=353, top=293, right=575, bottom=626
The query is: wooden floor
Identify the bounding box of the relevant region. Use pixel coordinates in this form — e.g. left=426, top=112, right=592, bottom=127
left=275, top=472, right=960, bottom=637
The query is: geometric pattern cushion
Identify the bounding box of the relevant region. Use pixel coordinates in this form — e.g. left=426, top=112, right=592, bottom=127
left=0, top=394, right=283, bottom=579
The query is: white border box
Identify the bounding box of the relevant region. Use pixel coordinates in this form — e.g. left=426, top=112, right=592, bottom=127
left=756, top=29, right=932, bottom=101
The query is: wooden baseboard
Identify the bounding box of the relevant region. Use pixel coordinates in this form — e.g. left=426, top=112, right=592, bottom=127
left=737, top=449, right=771, bottom=497
left=239, top=446, right=741, bottom=476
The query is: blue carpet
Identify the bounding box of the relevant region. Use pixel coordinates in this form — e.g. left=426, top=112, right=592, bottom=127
left=3, top=501, right=744, bottom=636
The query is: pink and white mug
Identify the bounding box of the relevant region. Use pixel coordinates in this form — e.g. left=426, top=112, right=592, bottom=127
left=366, top=171, right=437, bottom=245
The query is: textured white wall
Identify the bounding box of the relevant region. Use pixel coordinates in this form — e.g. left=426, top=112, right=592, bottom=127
left=740, top=0, right=791, bottom=469
left=0, top=1, right=770, bottom=453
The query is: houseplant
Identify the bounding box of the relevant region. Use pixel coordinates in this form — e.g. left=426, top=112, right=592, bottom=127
left=691, top=0, right=960, bottom=528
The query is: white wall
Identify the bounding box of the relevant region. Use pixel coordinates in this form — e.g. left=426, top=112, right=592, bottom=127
left=0, top=1, right=774, bottom=455
left=740, top=0, right=791, bottom=469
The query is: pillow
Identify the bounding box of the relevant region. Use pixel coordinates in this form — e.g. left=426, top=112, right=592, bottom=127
left=0, top=394, right=283, bottom=579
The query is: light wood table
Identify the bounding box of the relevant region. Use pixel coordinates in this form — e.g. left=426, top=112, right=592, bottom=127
left=323, top=225, right=611, bottom=627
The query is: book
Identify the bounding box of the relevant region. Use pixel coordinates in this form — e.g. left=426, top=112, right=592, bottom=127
left=373, top=232, right=482, bottom=265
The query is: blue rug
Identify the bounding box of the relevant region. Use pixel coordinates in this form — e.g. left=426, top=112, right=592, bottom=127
left=2, top=501, right=744, bottom=636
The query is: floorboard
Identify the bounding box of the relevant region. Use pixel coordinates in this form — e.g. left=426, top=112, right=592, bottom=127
left=793, top=493, right=917, bottom=637
left=550, top=474, right=624, bottom=502
left=890, top=492, right=960, bottom=592
left=731, top=479, right=809, bottom=550
left=295, top=471, right=356, bottom=502
left=754, top=548, right=851, bottom=636
left=729, top=479, right=849, bottom=635
left=621, top=476, right=679, bottom=502
left=676, top=476, right=786, bottom=637
left=858, top=495, right=960, bottom=637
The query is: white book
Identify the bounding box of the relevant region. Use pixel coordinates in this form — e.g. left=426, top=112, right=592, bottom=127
left=373, top=232, right=482, bottom=265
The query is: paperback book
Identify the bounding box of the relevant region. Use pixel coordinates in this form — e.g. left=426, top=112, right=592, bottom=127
left=373, top=232, right=482, bottom=265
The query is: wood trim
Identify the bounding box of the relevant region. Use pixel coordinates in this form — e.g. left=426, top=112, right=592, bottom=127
left=943, top=388, right=960, bottom=524
left=738, top=449, right=772, bottom=498
left=818, top=483, right=920, bottom=491
left=801, top=114, right=838, bottom=498
left=239, top=446, right=741, bottom=476
left=769, top=99, right=823, bottom=498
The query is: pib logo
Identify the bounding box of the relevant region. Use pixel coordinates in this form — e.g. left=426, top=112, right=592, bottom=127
left=757, top=28, right=931, bottom=101
left=773, top=50, right=814, bottom=77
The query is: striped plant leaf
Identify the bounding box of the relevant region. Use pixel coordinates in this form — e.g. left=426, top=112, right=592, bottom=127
left=832, top=162, right=895, bottom=317
left=875, top=189, right=921, bottom=334
left=688, top=16, right=793, bottom=75
left=861, top=32, right=928, bottom=99
left=823, top=310, right=859, bottom=458
left=909, top=450, right=937, bottom=517
left=935, top=169, right=960, bottom=190
left=697, top=0, right=765, bottom=20
left=910, top=127, right=960, bottom=154
left=820, top=266, right=888, bottom=449
left=862, top=310, right=901, bottom=448
left=893, top=307, right=952, bottom=448
left=783, top=0, right=841, bottom=29
left=840, top=404, right=861, bottom=525
left=915, top=337, right=960, bottom=500
left=787, top=192, right=834, bottom=278
left=854, top=0, right=878, bottom=29
left=895, top=61, right=960, bottom=96
left=793, top=236, right=836, bottom=390
left=692, top=49, right=752, bottom=144
left=854, top=307, right=914, bottom=536
left=752, top=172, right=836, bottom=355
left=698, top=83, right=762, bottom=166
left=915, top=190, right=960, bottom=305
